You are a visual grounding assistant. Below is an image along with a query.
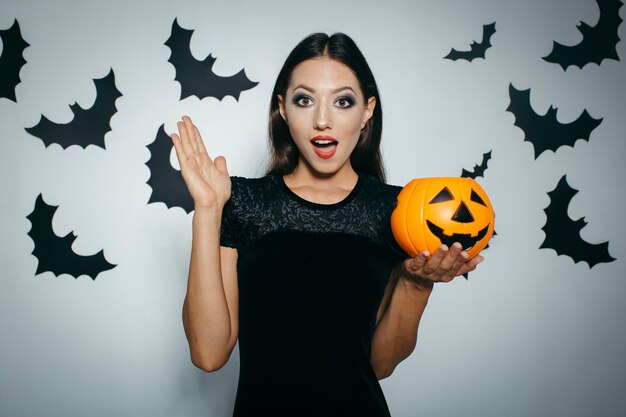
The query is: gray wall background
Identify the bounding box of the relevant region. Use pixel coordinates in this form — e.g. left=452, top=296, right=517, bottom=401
left=1, top=0, right=625, bottom=416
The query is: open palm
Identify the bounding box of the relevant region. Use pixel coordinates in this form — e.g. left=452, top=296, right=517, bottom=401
left=171, top=116, right=231, bottom=209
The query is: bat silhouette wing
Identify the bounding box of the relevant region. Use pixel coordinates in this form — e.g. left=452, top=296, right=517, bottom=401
left=165, top=18, right=258, bottom=100
left=444, top=22, right=496, bottom=62
left=146, top=124, right=194, bottom=213
left=0, top=19, right=30, bottom=102
left=506, top=84, right=602, bottom=158
left=26, top=194, right=116, bottom=279
left=461, top=150, right=492, bottom=179
left=543, top=0, right=623, bottom=70
left=25, top=69, right=121, bottom=149
left=540, top=176, right=615, bottom=268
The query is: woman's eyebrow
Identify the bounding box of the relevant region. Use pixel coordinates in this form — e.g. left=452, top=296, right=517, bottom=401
left=292, top=84, right=356, bottom=94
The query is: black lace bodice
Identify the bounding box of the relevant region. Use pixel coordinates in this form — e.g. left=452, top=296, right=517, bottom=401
left=221, top=174, right=404, bottom=259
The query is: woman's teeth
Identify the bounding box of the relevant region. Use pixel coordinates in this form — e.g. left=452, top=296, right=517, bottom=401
left=312, top=140, right=337, bottom=147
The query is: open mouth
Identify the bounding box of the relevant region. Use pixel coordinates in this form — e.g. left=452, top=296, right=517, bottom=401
left=310, top=137, right=338, bottom=159
left=426, top=220, right=490, bottom=251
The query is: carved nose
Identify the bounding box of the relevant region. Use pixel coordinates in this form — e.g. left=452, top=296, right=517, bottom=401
left=452, top=201, right=474, bottom=223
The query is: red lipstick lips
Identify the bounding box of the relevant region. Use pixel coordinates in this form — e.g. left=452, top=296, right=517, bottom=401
left=310, top=135, right=338, bottom=159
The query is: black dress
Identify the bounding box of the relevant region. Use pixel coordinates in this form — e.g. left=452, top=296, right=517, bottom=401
left=220, top=174, right=404, bottom=417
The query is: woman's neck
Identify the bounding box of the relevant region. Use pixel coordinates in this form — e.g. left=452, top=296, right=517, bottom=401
left=283, top=163, right=359, bottom=205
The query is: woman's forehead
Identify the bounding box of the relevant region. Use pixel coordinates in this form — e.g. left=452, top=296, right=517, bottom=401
left=288, top=57, right=361, bottom=93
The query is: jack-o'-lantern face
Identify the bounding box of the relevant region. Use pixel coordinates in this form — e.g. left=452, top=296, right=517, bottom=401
left=391, top=177, right=495, bottom=259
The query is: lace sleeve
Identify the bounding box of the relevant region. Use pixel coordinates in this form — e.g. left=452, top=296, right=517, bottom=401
left=220, top=177, right=242, bottom=249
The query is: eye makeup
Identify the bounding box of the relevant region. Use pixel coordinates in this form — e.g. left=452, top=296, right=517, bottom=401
left=335, top=95, right=356, bottom=108
left=292, top=94, right=313, bottom=106
left=291, top=93, right=357, bottom=108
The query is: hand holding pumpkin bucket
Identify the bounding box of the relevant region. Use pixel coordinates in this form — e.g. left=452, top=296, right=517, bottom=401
left=391, top=177, right=495, bottom=260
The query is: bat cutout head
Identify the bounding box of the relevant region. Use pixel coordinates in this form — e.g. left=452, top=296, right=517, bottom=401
left=391, top=177, right=495, bottom=259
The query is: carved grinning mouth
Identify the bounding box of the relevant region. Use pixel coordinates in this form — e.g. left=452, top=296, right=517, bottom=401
left=426, top=220, right=490, bottom=251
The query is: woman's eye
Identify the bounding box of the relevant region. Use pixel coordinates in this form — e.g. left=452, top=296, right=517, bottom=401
left=294, top=95, right=313, bottom=106
left=335, top=97, right=355, bottom=108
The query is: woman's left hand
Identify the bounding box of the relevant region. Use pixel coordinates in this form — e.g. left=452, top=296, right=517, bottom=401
left=400, top=242, right=483, bottom=287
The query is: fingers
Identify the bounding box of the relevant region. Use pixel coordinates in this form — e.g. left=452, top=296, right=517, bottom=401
left=458, top=254, right=484, bottom=276
left=408, top=242, right=479, bottom=283
left=174, top=116, right=213, bottom=164
left=404, top=250, right=429, bottom=273
left=171, top=133, right=187, bottom=167
left=182, top=116, right=210, bottom=158
left=420, top=245, right=452, bottom=277
left=193, top=124, right=209, bottom=155
left=437, top=243, right=469, bottom=281
left=182, top=116, right=201, bottom=154
left=214, top=155, right=229, bottom=176
left=445, top=243, right=469, bottom=273
left=175, top=119, right=195, bottom=159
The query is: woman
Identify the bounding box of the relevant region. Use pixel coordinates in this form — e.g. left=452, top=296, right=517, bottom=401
left=171, top=32, right=483, bottom=416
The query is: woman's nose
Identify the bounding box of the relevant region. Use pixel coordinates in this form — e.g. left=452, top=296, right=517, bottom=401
left=313, top=104, right=331, bottom=130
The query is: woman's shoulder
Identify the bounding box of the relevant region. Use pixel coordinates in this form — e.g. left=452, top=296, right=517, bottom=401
left=352, top=175, right=403, bottom=221
left=230, top=175, right=277, bottom=186
left=360, top=174, right=403, bottom=198
left=228, top=175, right=281, bottom=205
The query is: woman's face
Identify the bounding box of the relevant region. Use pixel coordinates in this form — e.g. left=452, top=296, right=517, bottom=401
left=278, top=57, right=376, bottom=178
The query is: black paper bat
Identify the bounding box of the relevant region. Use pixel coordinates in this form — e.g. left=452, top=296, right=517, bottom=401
left=543, top=0, right=623, bottom=70
left=146, top=124, right=193, bottom=213
left=540, top=176, right=615, bottom=268
left=0, top=19, right=29, bottom=102
left=26, top=194, right=116, bottom=279
left=25, top=69, right=121, bottom=149
left=506, top=84, right=602, bottom=158
left=461, top=150, right=492, bottom=179
left=444, top=22, right=496, bottom=62
left=165, top=18, right=258, bottom=100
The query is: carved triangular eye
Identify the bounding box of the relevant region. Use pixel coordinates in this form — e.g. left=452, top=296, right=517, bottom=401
left=452, top=201, right=474, bottom=223
left=470, top=189, right=487, bottom=206
left=430, top=187, right=454, bottom=203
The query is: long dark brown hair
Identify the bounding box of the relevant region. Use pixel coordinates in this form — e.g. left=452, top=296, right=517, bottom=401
left=266, top=32, right=386, bottom=182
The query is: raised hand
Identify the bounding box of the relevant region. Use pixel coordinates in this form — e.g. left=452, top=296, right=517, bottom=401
left=171, top=116, right=231, bottom=209
left=400, top=242, right=484, bottom=288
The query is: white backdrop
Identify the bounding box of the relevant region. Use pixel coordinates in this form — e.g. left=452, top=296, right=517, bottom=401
left=1, top=0, right=625, bottom=416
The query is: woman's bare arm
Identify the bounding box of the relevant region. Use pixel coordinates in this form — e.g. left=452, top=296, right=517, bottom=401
left=172, top=116, right=239, bottom=371
left=370, top=265, right=433, bottom=379
left=371, top=243, right=483, bottom=379
left=182, top=212, right=239, bottom=371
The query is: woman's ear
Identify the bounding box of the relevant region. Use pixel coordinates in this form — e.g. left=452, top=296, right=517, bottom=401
left=277, top=94, right=288, bottom=124
left=362, top=96, right=376, bottom=128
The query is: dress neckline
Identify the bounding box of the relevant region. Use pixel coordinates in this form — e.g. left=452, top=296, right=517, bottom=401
left=278, top=174, right=363, bottom=210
